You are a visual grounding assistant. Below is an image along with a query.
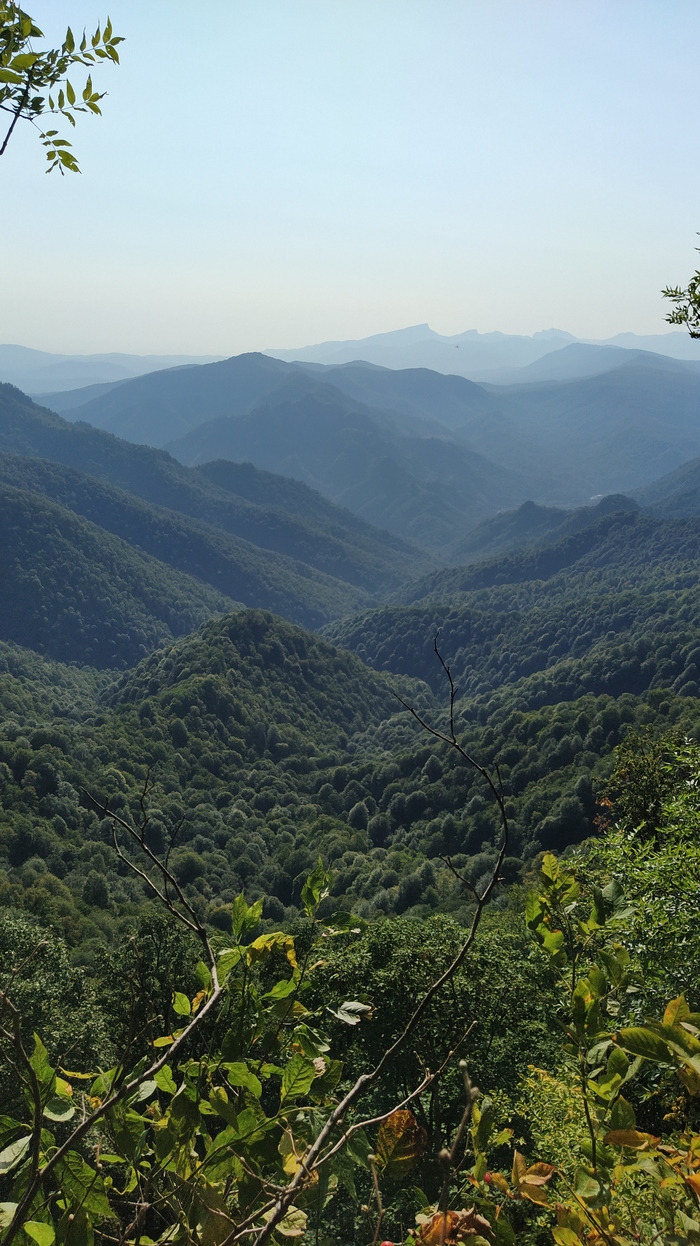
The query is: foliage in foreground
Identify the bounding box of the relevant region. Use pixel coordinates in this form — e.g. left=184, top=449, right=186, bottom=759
left=3, top=735, right=700, bottom=1244
left=0, top=2, right=122, bottom=170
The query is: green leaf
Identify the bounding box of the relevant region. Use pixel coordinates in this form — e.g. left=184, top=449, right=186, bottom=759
left=196, top=960, right=213, bottom=991
left=281, top=1054, right=317, bottom=1103
left=25, top=1222, right=55, bottom=1246
left=540, top=852, right=559, bottom=883
left=0, top=1118, right=25, bottom=1150
left=263, top=977, right=297, bottom=1001
left=217, top=946, right=244, bottom=978
left=301, top=857, right=331, bottom=917
left=55, top=1152, right=111, bottom=1217
left=590, top=887, right=607, bottom=928
left=472, top=1097, right=494, bottom=1152
left=29, top=1034, right=54, bottom=1091
left=615, top=1026, right=674, bottom=1063
left=44, top=1097, right=75, bottom=1123
left=0, top=1206, right=18, bottom=1230
left=327, top=1000, right=372, bottom=1026
left=10, top=53, right=39, bottom=70
left=263, top=1206, right=307, bottom=1238
left=172, top=991, right=191, bottom=1017
left=154, top=1066, right=177, bottom=1095
left=133, top=1079, right=158, bottom=1103
left=610, top=1095, right=636, bottom=1130
left=587, top=966, right=608, bottom=999
left=231, top=893, right=263, bottom=938
left=541, top=928, right=566, bottom=964
left=552, top=1230, right=581, bottom=1246
left=0, top=1135, right=31, bottom=1175
left=573, top=1169, right=601, bottom=1202
left=524, top=892, right=544, bottom=929
left=310, top=1058, right=343, bottom=1100
left=225, top=1062, right=262, bottom=1099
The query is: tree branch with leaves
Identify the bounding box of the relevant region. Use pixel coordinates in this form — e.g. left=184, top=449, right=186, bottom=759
left=0, top=1, right=122, bottom=172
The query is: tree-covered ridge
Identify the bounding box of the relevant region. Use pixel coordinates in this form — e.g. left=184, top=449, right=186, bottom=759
left=327, top=510, right=700, bottom=703
left=0, top=640, right=107, bottom=722
left=0, top=384, right=427, bottom=594
left=446, top=493, right=638, bottom=565
left=165, top=379, right=533, bottom=550
left=0, top=480, right=239, bottom=667
left=3, top=605, right=700, bottom=960
left=0, top=452, right=372, bottom=630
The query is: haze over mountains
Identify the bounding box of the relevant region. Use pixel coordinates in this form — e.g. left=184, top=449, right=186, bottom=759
left=266, top=323, right=700, bottom=380
left=0, top=343, right=223, bottom=395
left=4, top=324, right=700, bottom=398
left=5, top=319, right=700, bottom=962
left=23, top=339, right=700, bottom=554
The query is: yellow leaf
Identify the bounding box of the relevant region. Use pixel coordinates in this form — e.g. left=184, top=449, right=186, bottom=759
left=524, top=1161, right=556, bottom=1185
left=512, top=1150, right=527, bottom=1186
left=417, top=1207, right=492, bottom=1245
left=519, top=1181, right=549, bottom=1206
left=263, top=1206, right=307, bottom=1238
left=604, top=1130, right=660, bottom=1149
left=664, top=996, right=691, bottom=1027
left=375, top=1109, right=427, bottom=1179
left=679, top=1067, right=700, bottom=1096
left=278, top=1128, right=306, bottom=1177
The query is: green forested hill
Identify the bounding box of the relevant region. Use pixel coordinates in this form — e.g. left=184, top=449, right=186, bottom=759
left=446, top=493, right=638, bottom=564
left=327, top=510, right=700, bottom=698
left=0, top=452, right=371, bottom=628
left=166, top=378, right=533, bottom=549
left=0, top=481, right=238, bottom=666
left=0, top=384, right=427, bottom=594
left=394, top=507, right=700, bottom=605
left=633, top=454, right=700, bottom=517
left=3, top=604, right=700, bottom=959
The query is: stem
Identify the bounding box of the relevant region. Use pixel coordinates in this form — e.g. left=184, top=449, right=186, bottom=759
left=0, top=78, right=31, bottom=157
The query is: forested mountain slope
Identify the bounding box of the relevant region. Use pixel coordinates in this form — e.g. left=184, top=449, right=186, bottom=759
left=57, top=352, right=292, bottom=445
left=0, top=384, right=426, bottom=593
left=633, top=455, right=700, bottom=517
left=0, top=482, right=237, bottom=666
left=468, top=356, right=700, bottom=498
left=166, top=379, right=534, bottom=549
left=0, top=453, right=376, bottom=627
left=47, top=352, right=496, bottom=443
left=3, top=606, right=700, bottom=956
left=446, top=493, right=638, bottom=563
left=327, top=509, right=700, bottom=704
left=44, top=349, right=700, bottom=529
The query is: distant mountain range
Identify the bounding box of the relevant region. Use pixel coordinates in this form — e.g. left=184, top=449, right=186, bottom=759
left=4, top=325, right=700, bottom=397
left=0, top=343, right=223, bottom=394
left=265, top=323, right=700, bottom=380
left=29, top=346, right=700, bottom=550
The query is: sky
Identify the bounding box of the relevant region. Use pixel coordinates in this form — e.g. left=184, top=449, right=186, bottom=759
left=2, top=0, right=700, bottom=355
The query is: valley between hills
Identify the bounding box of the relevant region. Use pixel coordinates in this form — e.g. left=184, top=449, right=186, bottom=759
left=5, top=332, right=700, bottom=1243
left=3, top=338, right=700, bottom=950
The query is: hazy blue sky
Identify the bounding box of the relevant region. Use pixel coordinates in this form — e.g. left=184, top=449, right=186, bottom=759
left=3, top=1, right=700, bottom=354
